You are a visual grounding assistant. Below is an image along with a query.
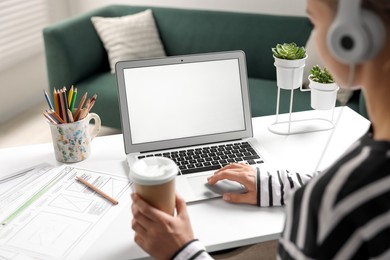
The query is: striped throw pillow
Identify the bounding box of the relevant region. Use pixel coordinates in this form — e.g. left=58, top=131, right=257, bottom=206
left=91, top=9, right=166, bottom=73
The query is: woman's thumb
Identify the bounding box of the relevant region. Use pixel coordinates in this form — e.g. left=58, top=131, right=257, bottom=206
left=223, top=192, right=256, bottom=205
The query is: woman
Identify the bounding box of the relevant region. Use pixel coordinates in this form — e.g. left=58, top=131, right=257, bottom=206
left=131, top=0, right=390, bottom=259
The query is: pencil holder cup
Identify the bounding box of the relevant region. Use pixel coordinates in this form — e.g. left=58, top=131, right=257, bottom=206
left=49, top=113, right=101, bottom=163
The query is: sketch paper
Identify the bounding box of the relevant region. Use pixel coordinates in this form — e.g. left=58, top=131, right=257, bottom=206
left=0, top=165, right=131, bottom=260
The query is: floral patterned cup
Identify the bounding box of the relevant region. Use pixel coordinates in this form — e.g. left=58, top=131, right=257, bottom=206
left=49, top=113, right=101, bottom=163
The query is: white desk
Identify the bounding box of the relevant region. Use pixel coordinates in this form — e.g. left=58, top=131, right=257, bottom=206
left=0, top=107, right=370, bottom=259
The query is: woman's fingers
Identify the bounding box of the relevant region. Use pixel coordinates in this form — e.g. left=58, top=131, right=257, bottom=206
left=207, top=170, right=245, bottom=185
left=213, top=163, right=252, bottom=174
left=132, top=217, right=147, bottom=236
left=206, top=163, right=257, bottom=205
left=131, top=193, right=172, bottom=223
left=208, top=164, right=256, bottom=186
left=131, top=193, right=195, bottom=259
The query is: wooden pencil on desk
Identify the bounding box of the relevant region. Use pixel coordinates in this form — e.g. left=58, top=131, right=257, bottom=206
left=76, top=176, right=118, bottom=205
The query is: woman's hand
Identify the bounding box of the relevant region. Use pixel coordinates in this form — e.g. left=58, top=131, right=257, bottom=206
left=207, top=163, right=257, bottom=205
left=131, top=193, right=194, bottom=260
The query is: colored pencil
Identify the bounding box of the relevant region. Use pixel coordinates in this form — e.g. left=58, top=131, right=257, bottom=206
left=62, top=87, right=70, bottom=123
left=49, top=109, right=66, bottom=124
left=67, top=109, right=74, bottom=123
left=46, top=111, right=60, bottom=124
left=68, top=85, right=74, bottom=107
left=58, top=89, right=67, bottom=123
left=42, top=87, right=97, bottom=124
left=53, top=89, right=59, bottom=115
left=70, top=87, right=77, bottom=112
left=88, top=99, right=96, bottom=113
left=43, top=111, right=57, bottom=124
left=43, top=89, right=54, bottom=110
left=74, top=92, right=87, bottom=121
left=80, top=98, right=91, bottom=120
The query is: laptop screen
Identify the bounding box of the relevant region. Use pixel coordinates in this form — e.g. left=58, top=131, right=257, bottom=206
left=116, top=51, right=253, bottom=154
left=123, top=59, right=245, bottom=144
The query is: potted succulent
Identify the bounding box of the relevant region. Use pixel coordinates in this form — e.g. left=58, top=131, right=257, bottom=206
left=308, top=65, right=339, bottom=110
left=272, top=42, right=307, bottom=90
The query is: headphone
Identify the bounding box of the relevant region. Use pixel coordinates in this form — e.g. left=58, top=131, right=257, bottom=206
left=327, top=0, right=386, bottom=64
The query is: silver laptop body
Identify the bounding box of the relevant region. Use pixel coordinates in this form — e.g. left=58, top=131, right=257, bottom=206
left=115, top=51, right=267, bottom=202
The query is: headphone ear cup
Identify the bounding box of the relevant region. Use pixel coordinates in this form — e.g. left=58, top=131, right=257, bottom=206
left=327, top=17, right=370, bottom=64
left=327, top=9, right=386, bottom=64
left=360, top=9, right=386, bottom=61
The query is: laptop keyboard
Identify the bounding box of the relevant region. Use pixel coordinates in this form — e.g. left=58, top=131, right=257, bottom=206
left=137, top=142, right=264, bottom=175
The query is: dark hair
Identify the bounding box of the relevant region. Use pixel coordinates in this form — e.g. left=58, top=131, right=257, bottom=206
left=365, top=0, right=390, bottom=17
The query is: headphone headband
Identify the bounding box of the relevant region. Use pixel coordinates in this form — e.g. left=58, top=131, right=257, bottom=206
left=337, top=0, right=362, bottom=18
left=327, top=0, right=386, bottom=64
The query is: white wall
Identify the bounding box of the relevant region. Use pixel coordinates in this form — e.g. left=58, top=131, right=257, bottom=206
left=0, top=55, right=48, bottom=123
left=0, top=0, right=70, bottom=124
left=0, top=0, right=306, bottom=125
left=68, top=0, right=307, bottom=16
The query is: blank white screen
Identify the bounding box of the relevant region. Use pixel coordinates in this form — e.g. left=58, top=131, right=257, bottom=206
left=124, top=59, right=246, bottom=144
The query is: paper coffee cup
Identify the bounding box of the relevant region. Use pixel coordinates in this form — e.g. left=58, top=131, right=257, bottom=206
left=130, top=157, right=178, bottom=215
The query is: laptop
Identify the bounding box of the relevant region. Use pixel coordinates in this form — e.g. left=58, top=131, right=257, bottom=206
left=115, top=50, right=267, bottom=202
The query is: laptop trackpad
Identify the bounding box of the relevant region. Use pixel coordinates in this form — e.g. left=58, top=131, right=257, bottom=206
left=187, top=175, right=246, bottom=200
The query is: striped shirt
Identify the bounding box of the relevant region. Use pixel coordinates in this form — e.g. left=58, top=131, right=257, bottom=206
left=173, top=131, right=390, bottom=260
left=278, top=132, right=390, bottom=259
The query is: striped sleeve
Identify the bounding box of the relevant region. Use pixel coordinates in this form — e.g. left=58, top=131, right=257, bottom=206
left=172, top=239, right=212, bottom=260
left=256, top=167, right=314, bottom=207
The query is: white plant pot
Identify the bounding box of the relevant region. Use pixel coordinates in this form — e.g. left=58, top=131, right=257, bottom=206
left=274, top=55, right=307, bottom=90
left=309, top=78, right=339, bottom=110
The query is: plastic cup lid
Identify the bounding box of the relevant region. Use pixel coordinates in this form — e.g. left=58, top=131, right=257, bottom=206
left=130, top=157, right=178, bottom=185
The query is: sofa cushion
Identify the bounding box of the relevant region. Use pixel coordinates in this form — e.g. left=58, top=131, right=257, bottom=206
left=91, top=9, right=166, bottom=73
left=76, top=72, right=121, bottom=129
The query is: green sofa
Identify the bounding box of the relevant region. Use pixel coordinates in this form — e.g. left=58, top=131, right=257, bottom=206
left=43, top=5, right=364, bottom=129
